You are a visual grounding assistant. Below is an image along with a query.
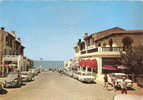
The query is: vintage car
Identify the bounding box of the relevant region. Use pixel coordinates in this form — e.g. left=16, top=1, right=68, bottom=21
left=108, top=73, right=133, bottom=88
left=21, top=71, right=33, bottom=82
left=29, top=68, right=40, bottom=76
left=4, top=72, right=22, bottom=88
left=136, top=75, right=143, bottom=87
left=73, top=71, right=80, bottom=79
left=63, top=68, right=73, bottom=77
left=78, top=72, right=95, bottom=83
left=0, top=81, right=3, bottom=91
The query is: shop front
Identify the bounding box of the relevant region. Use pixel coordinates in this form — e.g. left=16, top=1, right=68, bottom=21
left=79, top=59, right=97, bottom=73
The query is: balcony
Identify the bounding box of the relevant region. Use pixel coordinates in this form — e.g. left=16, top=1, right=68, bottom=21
left=81, top=51, right=86, bottom=54
left=79, top=47, right=124, bottom=57
left=102, top=47, right=123, bottom=52
left=87, top=48, right=98, bottom=53
left=3, top=55, right=22, bottom=61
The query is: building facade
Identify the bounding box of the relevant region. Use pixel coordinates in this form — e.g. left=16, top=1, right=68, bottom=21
left=0, top=27, right=33, bottom=76
left=73, top=27, right=143, bottom=80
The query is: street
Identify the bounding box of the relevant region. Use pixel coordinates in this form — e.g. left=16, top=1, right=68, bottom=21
left=0, top=71, right=116, bottom=100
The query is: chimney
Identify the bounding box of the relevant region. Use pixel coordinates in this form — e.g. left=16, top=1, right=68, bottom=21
left=83, top=33, right=88, bottom=39
left=11, top=31, right=16, bottom=37
left=0, top=27, right=5, bottom=30
left=17, top=37, right=21, bottom=41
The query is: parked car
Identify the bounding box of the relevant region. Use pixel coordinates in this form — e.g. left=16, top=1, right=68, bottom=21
left=73, top=71, right=80, bottom=79
left=78, top=72, right=95, bottom=83
left=29, top=68, right=40, bottom=76
left=108, top=73, right=133, bottom=88
left=4, top=72, right=22, bottom=88
left=136, top=75, right=143, bottom=87
left=21, top=71, right=33, bottom=82
left=63, top=68, right=73, bottom=77
left=0, top=81, right=3, bottom=91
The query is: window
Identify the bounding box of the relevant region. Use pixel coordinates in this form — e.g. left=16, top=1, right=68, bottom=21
left=103, top=43, right=106, bottom=47
left=98, top=43, right=101, bottom=47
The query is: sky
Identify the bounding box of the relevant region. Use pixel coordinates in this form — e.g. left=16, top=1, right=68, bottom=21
left=0, top=1, right=143, bottom=61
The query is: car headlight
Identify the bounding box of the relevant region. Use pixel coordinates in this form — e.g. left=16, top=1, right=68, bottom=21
left=14, top=79, right=18, bottom=82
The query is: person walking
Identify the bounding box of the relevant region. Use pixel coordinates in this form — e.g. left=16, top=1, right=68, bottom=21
left=121, top=77, right=127, bottom=94
left=104, top=73, right=108, bottom=89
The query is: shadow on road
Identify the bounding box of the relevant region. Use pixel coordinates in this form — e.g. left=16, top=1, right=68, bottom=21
left=128, top=87, right=136, bottom=91
left=21, top=83, right=26, bottom=87
left=0, top=89, right=8, bottom=95
left=82, top=81, right=96, bottom=84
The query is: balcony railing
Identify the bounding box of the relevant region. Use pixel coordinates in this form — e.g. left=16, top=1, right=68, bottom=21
left=80, top=47, right=124, bottom=55
left=102, top=47, right=123, bottom=52
left=87, top=48, right=98, bottom=53
left=81, top=51, right=86, bottom=54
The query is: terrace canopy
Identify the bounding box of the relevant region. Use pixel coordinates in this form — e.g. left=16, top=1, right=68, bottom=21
left=79, top=59, right=97, bottom=68
left=103, top=65, right=117, bottom=70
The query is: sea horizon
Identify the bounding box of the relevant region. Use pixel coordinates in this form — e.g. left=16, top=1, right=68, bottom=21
left=33, top=60, right=64, bottom=69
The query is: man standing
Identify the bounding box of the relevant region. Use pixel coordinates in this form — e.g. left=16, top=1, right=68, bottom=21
left=104, top=73, right=108, bottom=89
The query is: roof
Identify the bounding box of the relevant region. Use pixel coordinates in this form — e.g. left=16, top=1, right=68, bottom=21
left=92, top=27, right=143, bottom=41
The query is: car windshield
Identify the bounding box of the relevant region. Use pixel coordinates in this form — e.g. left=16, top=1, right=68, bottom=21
left=22, top=73, right=28, bottom=75
left=113, top=75, right=127, bottom=79
left=82, top=73, right=92, bottom=76
left=6, top=73, right=18, bottom=81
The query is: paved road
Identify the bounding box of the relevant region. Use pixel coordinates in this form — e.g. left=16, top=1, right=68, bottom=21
left=0, top=71, right=115, bottom=100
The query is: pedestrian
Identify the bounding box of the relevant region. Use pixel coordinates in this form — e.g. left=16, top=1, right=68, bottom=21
left=104, top=73, right=108, bottom=89
left=121, top=77, right=127, bottom=94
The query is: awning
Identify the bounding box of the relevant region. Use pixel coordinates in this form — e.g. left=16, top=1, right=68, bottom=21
left=80, top=59, right=97, bottom=68
left=117, top=65, right=128, bottom=69
left=87, top=59, right=97, bottom=68
left=103, top=65, right=117, bottom=70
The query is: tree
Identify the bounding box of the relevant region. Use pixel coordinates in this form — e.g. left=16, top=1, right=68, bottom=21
left=120, top=46, right=143, bottom=76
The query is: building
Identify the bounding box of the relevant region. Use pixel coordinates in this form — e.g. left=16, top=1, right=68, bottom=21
left=0, top=27, right=33, bottom=76
left=73, top=27, right=143, bottom=80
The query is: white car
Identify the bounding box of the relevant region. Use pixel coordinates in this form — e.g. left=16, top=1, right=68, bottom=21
left=108, top=73, right=133, bottom=88
left=63, top=68, right=73, bottom=77
left=29, top=68, right=40, bottom=76
left=78, top=72, right=95, bottom=83
left=0, top=82, right=3, bottom=91
left=21, top=71, right=33, bottom=82
left=73, top=71, right=80, bottom=79
left=4, top=72, right=22, bottom=88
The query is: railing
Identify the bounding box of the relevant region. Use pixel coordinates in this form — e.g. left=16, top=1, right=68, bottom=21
left=3, top=55, right=19, bottom=57
left=87, top=48, right=98, bottom=53
left=87, top=45, right=96, bottom=49
left=80, top=47, right=124, bottom=55
left=81, top=51, right=86, bottom=54
left=102, top=47, right=123, bottom=52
